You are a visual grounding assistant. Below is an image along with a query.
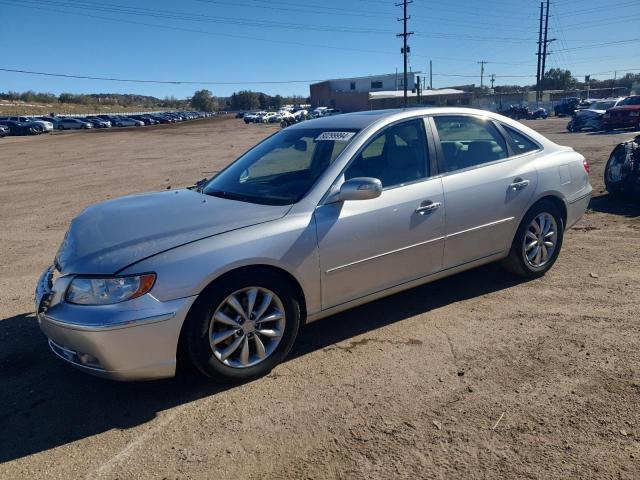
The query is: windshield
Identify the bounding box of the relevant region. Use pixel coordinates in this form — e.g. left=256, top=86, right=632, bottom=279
left=591, top=101, right=615, bottom=110
left=619, top=96, right=640, bottom=106
left=203, top=127, right=359, bottom=205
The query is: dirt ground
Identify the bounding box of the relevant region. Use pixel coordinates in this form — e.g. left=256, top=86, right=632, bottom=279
left=0, top=116, right=638, bottom=479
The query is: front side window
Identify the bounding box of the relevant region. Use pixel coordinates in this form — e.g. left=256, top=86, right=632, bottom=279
left=434, top=115, right=507, bottom=172
left=371, top=81, right=383, bottom=89
left=345, top=119, right=428, bottom=189
left=502, top=125, right=540, bottom=155
left=203, top=128, right=358, bottom=205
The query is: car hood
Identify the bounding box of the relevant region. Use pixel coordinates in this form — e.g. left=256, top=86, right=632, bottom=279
left=56, top=189, right=291, bottom=275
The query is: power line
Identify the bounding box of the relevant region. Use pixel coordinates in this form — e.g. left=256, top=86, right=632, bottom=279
left=0, top=0, right=541, bottom=71
left=554, top=38, right=640, bottom=52
left=4, top=66, right=635, bottom=86
left=0, top=67, right=322, bottom=85
left=0, top=0, right=535, bottom=42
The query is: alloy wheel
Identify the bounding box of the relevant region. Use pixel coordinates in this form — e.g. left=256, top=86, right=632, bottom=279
left=522, top=212, right=558, bottom=268
left=208, top=287, right=286, bottom=368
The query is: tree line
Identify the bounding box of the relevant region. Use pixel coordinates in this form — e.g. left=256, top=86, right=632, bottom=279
left=0, top=90, right=187, bottom=108
left=492, top=70, right=640, bottom=93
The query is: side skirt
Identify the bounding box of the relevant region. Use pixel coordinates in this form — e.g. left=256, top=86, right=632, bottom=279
left=305, top=250, right=506, bottom=324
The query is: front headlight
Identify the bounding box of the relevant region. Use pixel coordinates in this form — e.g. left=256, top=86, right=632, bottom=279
left=629, top=111, right=639, bottom=117
left=66, top=273, right=156, bottom=305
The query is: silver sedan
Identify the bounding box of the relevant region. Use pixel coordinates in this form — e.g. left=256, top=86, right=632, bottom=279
left=35, top=108, right=592, bottom=382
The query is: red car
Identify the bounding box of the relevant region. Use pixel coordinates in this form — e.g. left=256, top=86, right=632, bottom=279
left=603, top=95, right=640, bottom=131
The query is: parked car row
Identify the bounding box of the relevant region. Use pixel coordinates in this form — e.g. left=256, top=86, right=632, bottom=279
left=498, top=105, right=548, bottom=120
left=566, top=95, right=640, bottom=133
left=0, top=111, right=213, bottom=137
left=241, top=106, right=341, bottom=127
left=0, top=117, right=51, bottom=136
left=242, top=109, right=301, bottom=124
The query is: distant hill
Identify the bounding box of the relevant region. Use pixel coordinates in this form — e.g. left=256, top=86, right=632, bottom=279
left=0, top=90, right=188, bottom=115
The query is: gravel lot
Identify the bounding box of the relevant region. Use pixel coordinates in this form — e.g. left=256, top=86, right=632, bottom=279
left=1, top=116, right=638, bottom=479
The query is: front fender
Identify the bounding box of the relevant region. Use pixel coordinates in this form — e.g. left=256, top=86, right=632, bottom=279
left=119, top=213, right=322, bottom=317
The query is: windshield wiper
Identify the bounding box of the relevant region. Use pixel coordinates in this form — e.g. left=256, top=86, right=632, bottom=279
left=188, top=177, right=209, bottom=192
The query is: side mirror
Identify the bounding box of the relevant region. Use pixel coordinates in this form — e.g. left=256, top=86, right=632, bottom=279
left=326, top=177, right=382, bottom=203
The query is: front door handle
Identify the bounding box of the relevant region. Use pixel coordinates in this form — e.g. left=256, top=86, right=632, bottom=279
left=415, top=201, right=441, bottom=215
left=509, top=178, right=530, bottom=191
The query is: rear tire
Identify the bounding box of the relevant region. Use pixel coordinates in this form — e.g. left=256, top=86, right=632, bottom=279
left=182, top=269, right=301, bottom=383
left=502, top=200, right=564, bottom=278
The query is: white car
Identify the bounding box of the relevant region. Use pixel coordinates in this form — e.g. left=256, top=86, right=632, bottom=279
left=262, top=112, right=279, bottom=123
left=311, top=107, right=329, bottom=118
left=9, top=116, right=54, bottom=132
left=243, top=112, right=267, bottom=124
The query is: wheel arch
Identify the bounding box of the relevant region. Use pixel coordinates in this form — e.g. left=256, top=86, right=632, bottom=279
left=176, top=264, right=307, bottom=367
left=531, top=194, right=567, bottom=227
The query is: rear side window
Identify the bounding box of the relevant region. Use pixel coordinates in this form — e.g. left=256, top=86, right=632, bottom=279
left=433, top=115, right=507, bottom=173
left=502, top=125, right=540, bottom=155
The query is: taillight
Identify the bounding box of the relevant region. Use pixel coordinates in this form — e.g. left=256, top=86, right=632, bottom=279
left=583, top=159, right=590, bottom=174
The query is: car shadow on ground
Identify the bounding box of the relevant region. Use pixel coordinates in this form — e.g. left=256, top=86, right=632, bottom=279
left=0, top=263, right=527, bottom=464
left=587, top=130, right=640, bottom=136
left=589, top=194, right=640, bottom=218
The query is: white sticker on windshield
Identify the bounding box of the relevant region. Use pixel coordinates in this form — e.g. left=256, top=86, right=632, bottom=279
left=315, top=131, right=355, bottom=142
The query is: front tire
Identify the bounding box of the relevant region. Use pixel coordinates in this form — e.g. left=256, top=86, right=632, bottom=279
left=182, top=269, right=301, bottom=383
left=502, top=200, right=564, bottom=278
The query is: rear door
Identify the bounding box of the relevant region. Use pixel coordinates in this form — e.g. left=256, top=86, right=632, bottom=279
left=430, top=114, right=538, bottom=268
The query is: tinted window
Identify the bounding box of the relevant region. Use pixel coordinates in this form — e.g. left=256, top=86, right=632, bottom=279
left=345, top=119, right=428, bottom=189
left=434, top=115, right=507, bottom=172
left=503, top=125, right=539, bottom=155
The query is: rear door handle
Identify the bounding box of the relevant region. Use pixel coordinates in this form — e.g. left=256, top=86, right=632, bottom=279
left=415, top=201, right=441, bottom=215
left=509, top=178, right=530, bottom=191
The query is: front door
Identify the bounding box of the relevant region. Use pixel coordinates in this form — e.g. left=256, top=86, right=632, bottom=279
left=314, top=118, right=445, bottom=309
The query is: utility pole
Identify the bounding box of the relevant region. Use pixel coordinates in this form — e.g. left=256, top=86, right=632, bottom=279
left=540, top=0, right=556, bottom=98
left=478, top=61, right=488, bottom=89
left=396, top=0, right=414, bottom=107
left=490, top=74, right=496, bottom=89
left=429, top=60, right=433, bottom=89
left=536, top=2, right=544, bottom=102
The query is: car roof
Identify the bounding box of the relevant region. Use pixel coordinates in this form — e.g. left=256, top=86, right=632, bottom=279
left=287, top=107, right=509, bottom=131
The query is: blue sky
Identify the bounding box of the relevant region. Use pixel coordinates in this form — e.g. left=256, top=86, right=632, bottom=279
left=0, top=0, right=638, bottom=99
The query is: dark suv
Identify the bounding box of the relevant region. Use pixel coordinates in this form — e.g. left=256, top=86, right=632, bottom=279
left=554, top=97, right=580, bottom=117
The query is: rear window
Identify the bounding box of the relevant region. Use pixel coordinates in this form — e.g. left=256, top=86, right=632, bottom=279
left=502, top=125, right=540, bottom=155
